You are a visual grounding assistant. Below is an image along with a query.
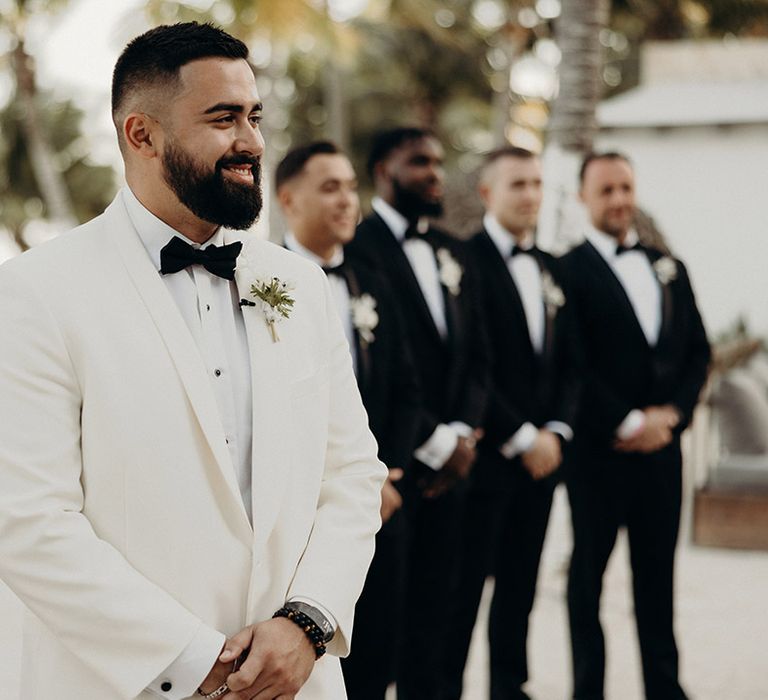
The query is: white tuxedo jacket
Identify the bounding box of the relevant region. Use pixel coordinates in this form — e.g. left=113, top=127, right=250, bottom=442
left=0, top=194, right=386, bottom=699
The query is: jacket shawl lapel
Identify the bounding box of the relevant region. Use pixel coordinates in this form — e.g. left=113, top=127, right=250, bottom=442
left=108, top=197, right=252, bottom=543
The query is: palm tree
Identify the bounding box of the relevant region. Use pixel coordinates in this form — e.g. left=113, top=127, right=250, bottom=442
left=548, top=0, right=610, bottom=156
left=539, top=0, right=610, bottom=252
left=2, top=0, right=77, bottom=229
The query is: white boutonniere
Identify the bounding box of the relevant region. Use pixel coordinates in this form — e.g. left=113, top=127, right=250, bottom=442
left=244, top=276, right=295, bottom=342
left=541, top=270, right=566, bottom=318
left=349, top=293, right=379, bottom=347
left=436, top=248, right=463, bottom=297
left=653, top=256, right=678, bottom=285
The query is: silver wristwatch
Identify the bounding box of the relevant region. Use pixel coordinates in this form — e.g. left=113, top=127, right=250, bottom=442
left=284, top=601, right=335, bottom=643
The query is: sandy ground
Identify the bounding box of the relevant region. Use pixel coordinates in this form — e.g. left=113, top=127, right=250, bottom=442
left=2, top=487, right=767, bottom=700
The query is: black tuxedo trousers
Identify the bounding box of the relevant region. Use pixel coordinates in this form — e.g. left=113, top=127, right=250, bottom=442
left=566, top=444, right=686, bottom=700
left=442, top=453, right=558, bottom=700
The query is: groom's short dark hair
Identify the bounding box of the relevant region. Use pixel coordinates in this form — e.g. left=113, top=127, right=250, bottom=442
left=111, top=22, right=249, bottom=144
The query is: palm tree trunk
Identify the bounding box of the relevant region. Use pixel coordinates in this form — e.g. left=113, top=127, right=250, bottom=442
left=11, top=37, right=77, bottom=228
left=323, top=57, right=348, bottom=151
left=539, top=0, right=610, bottom=252
left=547, top=0, right=610, bottom=153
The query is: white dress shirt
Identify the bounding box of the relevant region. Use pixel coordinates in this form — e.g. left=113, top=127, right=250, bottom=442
left=124, top=187, right=244, bottom=699
left=483, top=214, right=573, bottom=458
left=284, top=233, right=357, bottom=374
left=124, top=187, right=254, bottom=521
left=372, top=197, right=447, bottom=337
left=484, top=214, right=544, bottom=352
left=371, top=197, right=471, bottom=470
left=585, top=225, right=663, bottom=439
left=124, top=189, right=335, bottom=699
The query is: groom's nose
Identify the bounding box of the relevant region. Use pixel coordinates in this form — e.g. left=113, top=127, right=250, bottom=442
left=234, top=119, right=265, bottom=157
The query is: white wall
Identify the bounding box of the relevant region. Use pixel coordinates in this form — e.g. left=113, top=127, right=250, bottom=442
left=595, top=124, right=768, bottom=338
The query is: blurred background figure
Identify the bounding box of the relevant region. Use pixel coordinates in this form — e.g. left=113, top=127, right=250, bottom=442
left=442, top=146, right=580, bottom=700
left=275, top=140, right=421, bottom=700
left=347, top=127, right=489, bottom=700
left=561, top=152, right=710, bottom=700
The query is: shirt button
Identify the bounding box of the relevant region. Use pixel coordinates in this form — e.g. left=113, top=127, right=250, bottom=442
left=161, top=680, right=173, bottom=692
left=206, top=304, right=211, bottom=311
left=214, top=368, right=222, bottom=377
left=225, top=437, right=230, bottom=445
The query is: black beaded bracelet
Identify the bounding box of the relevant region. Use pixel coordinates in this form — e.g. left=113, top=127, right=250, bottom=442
left=273, top=606, right=327, bottom=659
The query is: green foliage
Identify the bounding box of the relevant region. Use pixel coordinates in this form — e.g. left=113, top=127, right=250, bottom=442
left=0, top=93, right=115, bottom=235
left=6, top=0, right=765, bottom=241
left=250, top=278, right=295, bottom=319
left=1, top=0, right=115, bottom=242
left=612, top=0, right=768, bottom=39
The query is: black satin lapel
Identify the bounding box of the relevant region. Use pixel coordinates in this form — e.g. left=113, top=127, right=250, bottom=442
left=374, top=216, right=443, bottom=344
left=644, top=248, right=674, bottom=348
left=582, top=241, right=650, bottom=348
left=480, top=232, right=536, bottom=357
left=442, top=281, right=462, bottom=353
left=344, top=265, right=372, bottom=391
left=659, top=283, right=673, bottom=345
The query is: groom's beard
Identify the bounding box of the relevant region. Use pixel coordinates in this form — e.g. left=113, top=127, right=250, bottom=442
left=162, top=139, right=263, bottom=230
left=392, top=177, right=444, bottom=220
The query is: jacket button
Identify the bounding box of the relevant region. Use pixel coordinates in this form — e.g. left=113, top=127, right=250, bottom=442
left=161, top=680, right=173, bottom=692
left=214, top=368, right=222, bottom=377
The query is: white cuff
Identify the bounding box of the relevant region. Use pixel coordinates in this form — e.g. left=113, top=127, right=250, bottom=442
left=499, top=422, right=539, bottom=460
left=288, top=597, right=338, bottom=633
left=448, top=421, right=473, bottom=438
left=414, top=423, right=459, bottom=471
left=616, top=409, right=646, bottom=440
left=147, top=623, right=225, bottom=700
left=544, top=421, right=574, bottom=442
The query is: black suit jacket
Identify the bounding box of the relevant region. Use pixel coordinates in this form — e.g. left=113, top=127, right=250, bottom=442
left=347, top=213, right=489, bottom=451
left=468, top=230, right=581, bottom=470
left=560, top=240, right=710, bottom=452
left=341, top=256, right=422, bottom=471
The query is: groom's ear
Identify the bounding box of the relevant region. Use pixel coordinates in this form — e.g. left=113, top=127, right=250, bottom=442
left=123, top=112, right=159, bottom=159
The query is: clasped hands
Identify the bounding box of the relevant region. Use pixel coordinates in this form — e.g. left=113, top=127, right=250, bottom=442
left=423, top=428, right=484, bottom=498
left=614, top=405, right=680, bottom=454
left=199, top=617, right=316, bottom=700
left=521, top=429, right=562, bottom=480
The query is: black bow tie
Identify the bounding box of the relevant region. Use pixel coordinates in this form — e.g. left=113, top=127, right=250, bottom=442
left=616, top=242, right=643, bottom=256
left=160, top=237, right=242, bottom=280
left=403, top=224, right=424, bottom=241
left=510, top=245, right=538, bottom=258
left=509, top=245, right=538, bottom=258
left=322, top=261, right=347, bottom=277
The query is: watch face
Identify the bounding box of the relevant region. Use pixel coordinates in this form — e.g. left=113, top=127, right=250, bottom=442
left=320, top=620, right=334, bottom=642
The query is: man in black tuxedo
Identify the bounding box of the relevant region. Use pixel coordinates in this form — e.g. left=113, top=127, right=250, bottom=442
left=561, top=152, right=710, bottom=700
left=275, top=141, right=422, bottom=700
left=442, top=147, right=580, bottom=700
left=347, top=127, right=489, bottom=700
